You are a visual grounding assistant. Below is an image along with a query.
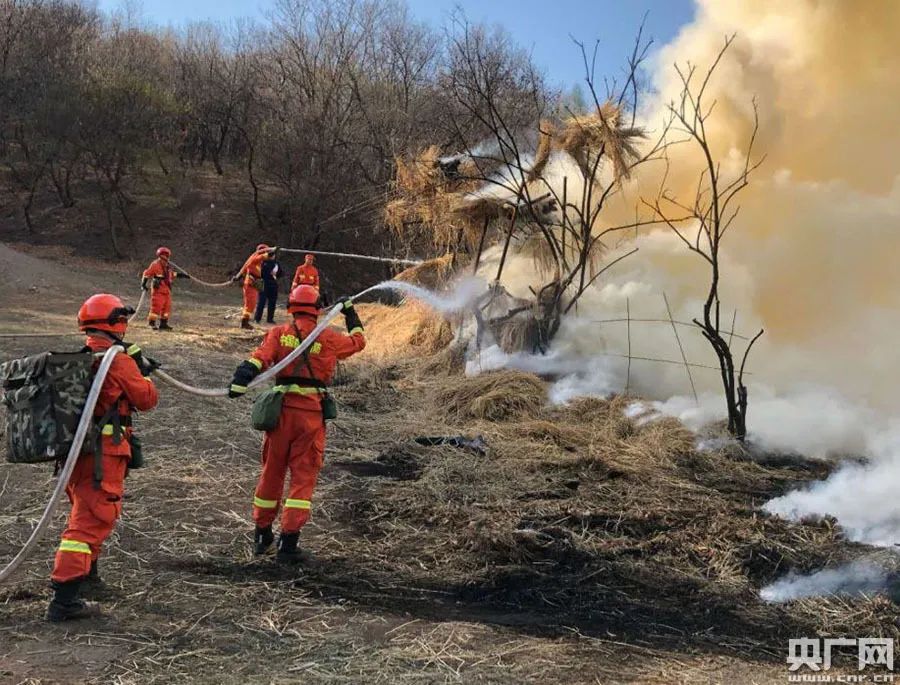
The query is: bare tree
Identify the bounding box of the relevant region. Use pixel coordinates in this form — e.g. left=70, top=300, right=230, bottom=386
left=644, top=35, right=765, bottom=440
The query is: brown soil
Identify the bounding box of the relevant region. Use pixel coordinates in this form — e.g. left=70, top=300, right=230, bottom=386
left=0, top=244, right=894, bottom=684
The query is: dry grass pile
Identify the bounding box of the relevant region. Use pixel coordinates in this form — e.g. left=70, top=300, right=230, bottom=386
left=356, top=301, right=454, bottom=362
left=393, top=253, right=457, bottom=290
left=385, top=146, right=484, bottom=252
left=431, top=370, right=546, bottom=422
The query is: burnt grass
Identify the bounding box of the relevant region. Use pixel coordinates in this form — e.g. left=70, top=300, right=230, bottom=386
left=1, top=247, right=899, bottom=684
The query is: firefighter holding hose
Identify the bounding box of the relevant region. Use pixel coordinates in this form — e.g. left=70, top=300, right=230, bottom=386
left=234, top=244, right=274, bottom=330
left=227, top=285, right=365, bottom=562
left=47, top=294, right=159, bottom=622
left=142, top=247, right=180, bottom=330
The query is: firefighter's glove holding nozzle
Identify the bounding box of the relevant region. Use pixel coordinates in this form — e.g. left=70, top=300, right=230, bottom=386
left=141, top=277, right=150, bottom=291
left=229, top=359, right=261, bottom=398
left=341, top=299, right=364, bottom=334
left=231, top=273, right=243, bottom=284
left=126, top=344, right=161, bottom=377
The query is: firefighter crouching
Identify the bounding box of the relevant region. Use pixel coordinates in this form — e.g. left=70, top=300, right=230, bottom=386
left=228, top=285, right=365, bottom=562
left=234, top=244, right=274, bottom=330
left=142, top=246, right=183, bottom=331
left=48, top=294, right=159, bottom=622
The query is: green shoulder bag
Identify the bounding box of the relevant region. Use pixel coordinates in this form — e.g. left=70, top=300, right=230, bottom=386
left=251, top=386, right=286, bottom=431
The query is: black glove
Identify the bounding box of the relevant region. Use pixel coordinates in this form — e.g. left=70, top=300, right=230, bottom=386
left=341, top=300, right=363, bottom=334
left=141, top=277, right=149, bottom=291
left=126, top=344, right=161, bottom=376
left=229, top=359, right=261, bottom=398
left=231, top=273, right=243, bottom=283
left=176, top=271, right=191, bottom=280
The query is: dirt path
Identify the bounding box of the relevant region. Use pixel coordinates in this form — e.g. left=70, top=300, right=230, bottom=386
left=0, top=245, right=884, bottom=684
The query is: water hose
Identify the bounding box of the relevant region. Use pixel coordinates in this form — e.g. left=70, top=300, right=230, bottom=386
left=0, top=346, right=121, bottom=584
left=152, top=297, right=364, bottom=397
left=168, top=261, right=233, bottom=288
left=276, top=247, right=422, bottom=266
left=128, top=288, right=147, bottom=323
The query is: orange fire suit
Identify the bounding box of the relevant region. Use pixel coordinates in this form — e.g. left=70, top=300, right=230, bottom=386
left=142, top=258, right=176, bottom=323
left=240, top=252, right=268, bottom=320
left=292, top=264, right=320, bottom=290
left=245, top=317, right=365, bottom=532
left=52, top=337, right=158, bottom=583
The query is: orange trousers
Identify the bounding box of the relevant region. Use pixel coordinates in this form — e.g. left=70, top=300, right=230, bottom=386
left=149, top=288, right=172, bottom=322
left=51, top=451, right=127, bottom=583
left=252, top=406, right=325, bottom=533
left=242, top=284, right=259, bottom=320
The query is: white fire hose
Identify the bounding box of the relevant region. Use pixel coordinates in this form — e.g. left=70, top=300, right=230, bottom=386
left=0, top=346, right=121, bottom=584
left=0, top=280, right=457, bottom=582
left=152, top=299, right=351, bottom=397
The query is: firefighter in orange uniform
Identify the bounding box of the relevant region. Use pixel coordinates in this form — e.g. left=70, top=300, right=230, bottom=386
left=234, top=244, right=272, bottom=330
left=228, top=285, right=365, bottom=562
left=291, top=254, right=320, bottom=290
left=142, top=247, right=178, bottom=330
left=48, top=294, right=159, bottom=622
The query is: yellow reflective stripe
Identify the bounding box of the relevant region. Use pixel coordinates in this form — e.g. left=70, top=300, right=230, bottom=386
left=253, top=496, right=277, bottom=509
left=278, top=385, right=324, bottom=395
left=127, top=344, right=141, bottom=356
left=59, top=539, right=91, bottom=554
left=349, top=327, right=364, bottom=336
left=284, top=499, right=311, bottom=510
left=248, top=357, right=263, bottom=370
left=101, top=425, right=115, bottom=436
left=230, top=384, right=247, bottom=394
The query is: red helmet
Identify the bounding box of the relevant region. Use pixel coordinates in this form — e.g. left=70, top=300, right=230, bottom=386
left=78, top=294, right=134, bottom=336
left=256, top=243, right=270, bottom=253
left=156, top=246, right=171, bottom=259
left=287, top=285, right=321, bottom=316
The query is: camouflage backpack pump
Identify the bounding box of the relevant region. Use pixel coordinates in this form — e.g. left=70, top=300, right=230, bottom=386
left=0, top=352, right=94, bottom=464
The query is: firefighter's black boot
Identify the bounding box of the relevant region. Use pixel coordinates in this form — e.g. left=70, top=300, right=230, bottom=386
left=80, top=560, right=113, bottom=600
left=276, top=532, right=300, bottom=564
left=148, top=319, right=158, bottom=330
left=254, top=526, right=274, bottom=555
left=158, top=318, right=173, bottom=331
left=241, top=317, right=254, bottom=330
left=47, top=580, right=99, bottom=622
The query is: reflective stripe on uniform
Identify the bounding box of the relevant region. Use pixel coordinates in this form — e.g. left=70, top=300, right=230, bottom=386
left=253, top=496, right=277, bottom=509
left=59, top=538, right=91, bottom=554
left=276, top=385, right=324, bottom=396
left=127, top=344, right=141, bottom=356
left=230, top=384, right=247, bottom=395
left=101, top=425, right=115, bottom=436
left=284, top=499, right=311, bottom=510
left=349, top=327, right=364, bottom=336
left=248, top=357, right=263, bottom=370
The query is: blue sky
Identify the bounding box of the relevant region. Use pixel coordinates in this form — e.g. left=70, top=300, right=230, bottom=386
left=97, top=0, right=695, bottom=88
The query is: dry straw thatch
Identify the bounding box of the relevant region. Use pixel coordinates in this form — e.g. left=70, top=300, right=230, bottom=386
left=559, top=101, right=645, bottom=181
left=432, top=369, right=546, bottom=422
left=385, top=146, right=485, bottom=252
left=394, top=253, right=456, bottom=290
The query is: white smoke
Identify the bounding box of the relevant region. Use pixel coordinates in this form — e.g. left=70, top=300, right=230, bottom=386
left=760, top=560, right=889, bottom=603
left=464, top=0, right=900, bottom=573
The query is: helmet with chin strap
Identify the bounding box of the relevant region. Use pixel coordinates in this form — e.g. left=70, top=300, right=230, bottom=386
left=78, top=294, right=134, bottom=336
left=287, top=285, right=321, bottom=317
left=156, top=246, right=171, bottom=259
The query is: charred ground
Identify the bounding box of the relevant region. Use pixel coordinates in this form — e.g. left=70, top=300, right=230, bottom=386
left=0, top=245, right=896, bottom=684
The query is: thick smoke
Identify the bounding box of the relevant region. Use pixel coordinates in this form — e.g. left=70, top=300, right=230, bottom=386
left=471, top=0, right=900, bottom=559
